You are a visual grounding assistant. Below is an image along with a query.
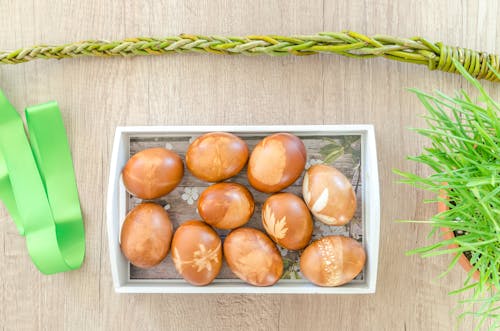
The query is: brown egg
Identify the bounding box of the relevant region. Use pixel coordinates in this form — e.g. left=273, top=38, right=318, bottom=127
left=262, top=193, right=313, bottom=250
left=171, top=221, right=222, bottom=286
left=223, top=228, right=283, bottom=286
left=247, top=133, right=306, bottom=193
left=198, top=182, right=255, bottom=230
left=300, top=236, right=366, bottom=287
left=120, top=203, right=173, bottom=268
left=122, top=147, right=184, bottom=199
left=302, top=164, right=356, bottom=226
left=186, top=132, right=249, bottom=182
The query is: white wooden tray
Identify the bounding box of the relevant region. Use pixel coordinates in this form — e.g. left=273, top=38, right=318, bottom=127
left=107, top=125, right=380, bottom=293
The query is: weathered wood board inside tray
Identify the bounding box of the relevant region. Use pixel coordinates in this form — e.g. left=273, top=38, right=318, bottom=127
left=127, top=133, right=363, bottom=281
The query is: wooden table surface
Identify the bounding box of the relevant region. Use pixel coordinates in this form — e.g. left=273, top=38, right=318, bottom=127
left=0, top=1, right=499, bottom=330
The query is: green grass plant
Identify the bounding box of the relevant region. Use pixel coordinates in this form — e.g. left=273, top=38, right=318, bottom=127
left=395, top=60, right=500, bottom=330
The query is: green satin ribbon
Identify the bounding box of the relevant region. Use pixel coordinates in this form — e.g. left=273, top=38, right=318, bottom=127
left=0, top=90, right=85, bottom=274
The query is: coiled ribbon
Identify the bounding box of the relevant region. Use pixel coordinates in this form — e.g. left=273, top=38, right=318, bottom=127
left=0, top=90, right=85, bottom=274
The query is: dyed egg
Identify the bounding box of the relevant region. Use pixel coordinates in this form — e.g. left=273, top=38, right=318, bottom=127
left=122, top=147, right=184, bottom=199
left=262, top=193, right=313, bottom=250
left=171, top=221, right=222, bottom=286
left=197, top=182, right=255, bottom=230
left=223, top=228, right=283, bottom=286
left=247, top=133, right=306, bottom=193
left=302, top=164, right=356, bottom=225
left=186, top=132, right=249, bottom=182
left=120, top=203, right=173, bottom=268
left=300, top=235, right=366, bottom=287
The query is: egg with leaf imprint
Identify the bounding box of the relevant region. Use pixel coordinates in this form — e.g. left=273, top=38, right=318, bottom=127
left=300, top=235, right=366, bottom=287
left=247, top=133, right=306, bottom=193
left=122, top=147, right=184, bottom=199
left=186, top=132, right=248, bottom=182
left=302, top=164, right=356, bottom=226
left=262, top=193, right=313, bottom=250
left=198, top=182, right=254, bottom=230
left=223, top=228, right=283, bottom=286
left=120, top=203, right=173, bottom=269
left=171, top=221, right=222, bottom=286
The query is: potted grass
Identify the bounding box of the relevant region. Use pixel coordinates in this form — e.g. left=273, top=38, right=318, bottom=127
left=395, top=60, right=500, bottom=330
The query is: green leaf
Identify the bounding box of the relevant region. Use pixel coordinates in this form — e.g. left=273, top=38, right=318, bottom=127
left=319, top=142, right=344, bottom=163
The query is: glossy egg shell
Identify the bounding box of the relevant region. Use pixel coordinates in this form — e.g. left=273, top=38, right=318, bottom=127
left=186, top=132, right=249, bottom=182
left=198, top=182, right=255, bottom=230
left=122, top=147, right=184, bottom=199
left=247, top=133, right=306, bottom=193
left=302, top=164, right=356, bottom=225
left=171, top=221, right=222, bottom=286
left=262, top=193, right=313, bottom=250
left=223, top=228, right=283, bottom=286
left=120, top=203, right=173, bottom=268
left=300, top=235, right=366, bottom=287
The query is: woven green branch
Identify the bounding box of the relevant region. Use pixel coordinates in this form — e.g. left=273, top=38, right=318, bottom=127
left=1, top=31, right=499, bottom=82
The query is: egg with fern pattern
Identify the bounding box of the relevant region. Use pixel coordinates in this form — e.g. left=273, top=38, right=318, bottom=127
left=262, top=193, right=313, bottom=250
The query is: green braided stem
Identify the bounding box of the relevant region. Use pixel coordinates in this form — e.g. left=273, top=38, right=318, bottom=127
left=1, top=31, right=499, bottom=82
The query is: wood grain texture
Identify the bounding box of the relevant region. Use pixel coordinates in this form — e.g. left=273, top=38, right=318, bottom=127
left=0, top=1, right=498, bottom=330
